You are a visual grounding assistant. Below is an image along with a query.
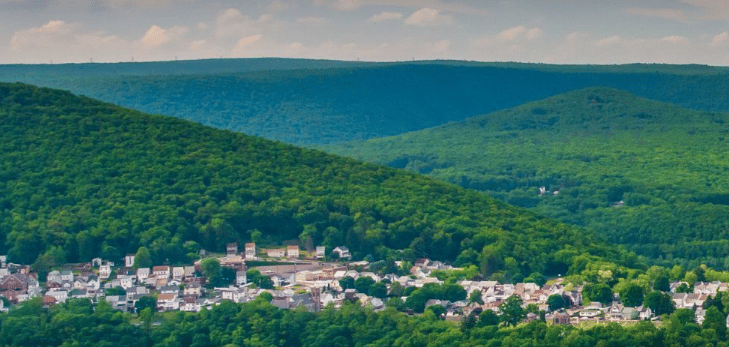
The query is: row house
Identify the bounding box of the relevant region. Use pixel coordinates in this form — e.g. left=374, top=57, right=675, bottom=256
left=287, top=246, right=300, bottom=259
left=266, top=248, right=286, bottom=258
left=0, top=274, right=40, bottom=302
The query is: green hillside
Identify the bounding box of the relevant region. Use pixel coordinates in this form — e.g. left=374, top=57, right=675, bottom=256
left=1, top=60, right=729, bottom=145
left=0, top=82, right=629, bottom=281
left=326, top=88, right=729, bottom=269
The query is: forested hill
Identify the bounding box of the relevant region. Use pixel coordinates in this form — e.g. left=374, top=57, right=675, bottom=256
left=1, top=60, right=729, bottom=145
left=326, top=87, right=729, bottom=270
left=0, top=82, right=630, bottom=281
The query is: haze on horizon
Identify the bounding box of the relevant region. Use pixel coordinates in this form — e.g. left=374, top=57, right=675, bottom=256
left=1, top=0, right=728, bottom=65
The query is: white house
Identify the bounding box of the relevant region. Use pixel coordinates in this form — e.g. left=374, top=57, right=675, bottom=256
left=152, top=266, right=170, bottom=279
left=99, top=264, right=112, bottom=279
left=287, top=246, right=300, bottom=259
left=267, top=249, right=286, bottom=258
left=236, top=271, right=247, bottom=286
left=47, top=270, right=62, bottom=283
left=137, top=268, right=150, bottom=283
left=316, top=246, right=326, bottom=259
left=60, top=270, right=74, bottom=282
left=245, top=243, right=256, bottom=259
left=333, top=247, right=351, bottom=260
left=125, top=254, right=136, bottom=268
left=118, top=275, right=135, bottom=290
left=172, top=267, right=185, bottom=280
left=184, top=266, right=195, bottom=278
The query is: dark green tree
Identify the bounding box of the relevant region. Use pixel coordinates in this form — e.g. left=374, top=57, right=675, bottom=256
left=133, top=246, right=152, bottom=269
left=653, top=275, right=670, bottom=292
left=619, top=283, right=644, bottom=307
left=547, top=294, right=566, bottom=311
left=499, top=295, right=525, bottom=327
left=339, top=276, right=355, bottom=290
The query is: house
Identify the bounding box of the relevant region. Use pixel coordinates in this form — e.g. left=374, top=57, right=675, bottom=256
left=43, top=295, right=57, bottom=307
left=184, top=266, right=195, bottom=278
left=160, top=285, right=180, bottom=295
left=227, top=243, right=238, bottom=256
left=136, top=268, right=150, bottom=283
left=287, top=246, right=300, bottom=259
left=183, top=283, right=202, bottom=297
left=332, top=247, right=351, bottom=260
left=99, top=264, right=112, bottom=279
left=157, top=293, right=180, bottom=311
left=0, top=274, right=33, bottom=301
left=60, top=270, right=74, bottom=282
left=118, top=275, right=135, bottom=290
left=172, top=267, right=185, bottom=280
left=266, top=249, right=286, bottom=258
left=236, top=271, right=247, bottom=286
left=46, top=289, right=68, bottom=304
left=47, top=270, right=63, bottom=284
left=152, top=266, right=170, bottom=279
left=316, top=246, right=326, bottom=259
left=124, top=254, right=136, bottom=268
left=245, top=243, right=256, bottom=259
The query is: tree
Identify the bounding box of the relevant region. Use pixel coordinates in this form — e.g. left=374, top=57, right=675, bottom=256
left=354, top=277, right=375, bottom=294
left=469, top=290, right=484, bottom=305
left=703, top=306, right=727, bottom=339
left=133, top=246, right=152, bottom=269
left=369, top=282, right=387, bottom=299
left=134, top=295, right=157, bottom=313
left=442, top=283, right=467, bottom=302
left=619, top=283, right=644, bottom=307
left=339, top=276, right=355, bottom=290
left=499, top=295, right=525, bottom=327
left=547, top=294, right=566, bottom=311
left=389, top=281, right=404, bottom=297
left=644, top=291, right=675, bottom=316
left=425, top=304, right=446, bottom=319
left=200, top=258, right=222, bottom=288
left=584, top=283, right=613, bottom=305
left=653, top=275, right=670, bottom=292
left=479, top=310, right=500, bottom=326
left=386, top=297, right=405, bottom=311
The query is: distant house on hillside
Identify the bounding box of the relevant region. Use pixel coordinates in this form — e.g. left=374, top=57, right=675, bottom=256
left=287, top=246, right=300, bottom=259
left=267, top=249, right=286, bottom=258
left=333, top=247, right=351, bottom=260
left=227, top=243, right=238, bottom=256
left=245, top=243, right=256, bottom=259
left=316, top=246, right=326, bottom=259
left=125, top=254, right=136, bottom=268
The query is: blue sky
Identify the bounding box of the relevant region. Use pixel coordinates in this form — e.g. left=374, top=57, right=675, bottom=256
left=1, top=0, right=728, bottom=65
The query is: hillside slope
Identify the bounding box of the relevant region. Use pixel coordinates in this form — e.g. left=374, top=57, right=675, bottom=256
left=0, top=82, right=627, bottom=280
left=326, top=88, right=729, bottom=269
left=1, top=60, right=729, bottom=145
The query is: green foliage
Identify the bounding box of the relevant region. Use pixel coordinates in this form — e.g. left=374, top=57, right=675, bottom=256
left=644, top=291, right=676, bottom=316
left=619, top=283, right=644, bottom=307
left=354, top=277, right=375, bottom=294
left=0, top=83, right=630, bottom=280
left=4, top=60, right=729, bottom=147
left=135, top=296, right=157, bottom=313
left=133, top=246, right=152, bottom=269
left=547, top=294, right=566, bottom=311
left=499, top=295, right=525, bottom=327
left=246, top=269, right=273, bottom=289
left=469, top=290, right=484, bottom=305
left=338, top=277, right=355, bottom=291
left=328, top=87, right=729, bottom=270
left=583, top=283, right=614, bottom=306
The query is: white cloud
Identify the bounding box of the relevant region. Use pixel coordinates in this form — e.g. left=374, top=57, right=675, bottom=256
left=472, top=26, right=544, bottom=48
left=234, top=34, right=262, bottom=51
left=597, top=35, right=624, bottom=47
left=431, top=39, right=450, bottom=52
left=404, top=8, right=452, bottom=27
left=266, top=0, right=293, bottom=12
left=661, top=35, right=689, bottom=44
left=296, top=17, right=328, bottom=25
left=366, top=11, right=403, bottom=23
left=712, top=31, right=729, bottom=47
left=140, top=25, right=187, bottom=47
left=213, top=9, right=275, bottom=39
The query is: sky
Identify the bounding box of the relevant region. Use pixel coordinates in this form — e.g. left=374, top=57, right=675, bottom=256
left=0, top=0, right=728, bottom=65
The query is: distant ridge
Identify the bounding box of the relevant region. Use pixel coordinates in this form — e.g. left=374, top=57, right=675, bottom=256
left=326, top=87, right=729, bottom=270
left=1, top=58, right=728, bottom=146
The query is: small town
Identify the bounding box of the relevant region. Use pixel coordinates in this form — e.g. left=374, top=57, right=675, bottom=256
left=0, top=242, right=725, bottom=328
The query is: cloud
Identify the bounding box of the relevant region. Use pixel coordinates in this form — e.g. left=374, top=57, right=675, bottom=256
left=266, top=0, right=293, bottom=12
left=542, top=32, right=722, bottom=65
left=234, top=34, right=262, bottom=51
left=140, top=25, right=187, bottom=47
left=626, top=8, right=687, bottom=22
left=712, top=32, right=729, bottom=47
left=213, top=9, right=274, bottom=39
left=661, top=35, right=690, bottom=44
left=296, top=17, right=328, bottom=25
left=404, top=8, right=453, bottom=27
left=472, top=25, right=544, bottom=48
left=366, top=11, right=403, bottom=23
